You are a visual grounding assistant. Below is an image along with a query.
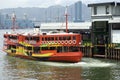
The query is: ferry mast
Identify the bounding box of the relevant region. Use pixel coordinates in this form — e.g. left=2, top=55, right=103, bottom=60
left=65, top=6, right=68, bottom=33
left=12, top=13, right=16, bottom=31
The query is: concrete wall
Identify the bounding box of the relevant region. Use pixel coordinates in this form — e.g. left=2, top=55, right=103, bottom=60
left=114, top=6, right=120, bottom=15
left=97, top=6, right=106, bottom=15
left=92, top=6, right=108, bottom=15
left=111, top=6, right=120, bottom=15
left=91, top=5, right=120, bottom=16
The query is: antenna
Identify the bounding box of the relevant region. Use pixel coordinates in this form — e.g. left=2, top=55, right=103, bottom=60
left=12, top=12, right=16, bottom=31
left=65, top=6, right=68, bottom=33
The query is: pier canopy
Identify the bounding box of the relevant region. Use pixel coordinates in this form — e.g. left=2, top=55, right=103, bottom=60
left=40, top=22, right=91, bottom=30
left=88, top=2, right=120, bottom=7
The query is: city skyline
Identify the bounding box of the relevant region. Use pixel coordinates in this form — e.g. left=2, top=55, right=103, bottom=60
left=0, top=0, right=118, bottom=9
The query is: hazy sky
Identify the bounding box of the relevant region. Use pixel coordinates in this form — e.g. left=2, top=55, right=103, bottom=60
left=0, top=0, right=118, bottom=9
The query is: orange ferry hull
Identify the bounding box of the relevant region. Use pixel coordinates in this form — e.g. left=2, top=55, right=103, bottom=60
left=48, top=52, right=82, bottom=62
left=5, top=51, right=82, bottom=63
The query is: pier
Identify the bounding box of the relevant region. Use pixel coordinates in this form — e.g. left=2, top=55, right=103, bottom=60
left=83, top=2, right=120, bottom=60
left=80, top=43, right=120, bottom=60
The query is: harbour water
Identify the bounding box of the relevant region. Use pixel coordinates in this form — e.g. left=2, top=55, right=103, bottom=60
left=0, top=29, right=120, bottom=80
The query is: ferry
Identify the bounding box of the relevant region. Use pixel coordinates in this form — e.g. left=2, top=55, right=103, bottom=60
left=3, top=7, right=82, bottom=63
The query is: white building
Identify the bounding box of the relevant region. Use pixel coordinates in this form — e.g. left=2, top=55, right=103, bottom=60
left=74, top=1, right=82, bottom=22
left=88, top=2, right=120, bottom=54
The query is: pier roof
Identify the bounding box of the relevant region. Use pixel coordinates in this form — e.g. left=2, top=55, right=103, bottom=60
left=40, top=22, right=91, bottom=30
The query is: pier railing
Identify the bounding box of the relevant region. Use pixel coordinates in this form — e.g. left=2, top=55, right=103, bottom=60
left=80, top=43, right=120, bottom=60
left=80, top=42, right=93, bottom=57
left=106, top=44, right=120, bottom=60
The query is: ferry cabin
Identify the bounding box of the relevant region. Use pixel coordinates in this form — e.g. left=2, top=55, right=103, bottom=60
left=3, top=33, right=81, bottom=56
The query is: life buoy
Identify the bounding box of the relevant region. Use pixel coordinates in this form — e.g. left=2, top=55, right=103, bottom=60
left=46, top=41, right=49, bottom=44
left=63, top=41, right=65, bottom=44
left=55, top=41, right=57, bottom=44
left=57, top=41, right=59, bottom=44
left=61, top=41, right=64, bottom=44
left=42, top=41, right=45, bottom=44
left=51, top=41, right=54, bottom=44
left=69, top=40, right=72, bottom=44
left=58, top=41, right=61, bottom=44
left=73, top=40, right=76, bottom=44
left=47, top=41, right=50, bottom=44
left=59, top=41, right=62, bottom=44
left=65, top=40, right=68, bottom=44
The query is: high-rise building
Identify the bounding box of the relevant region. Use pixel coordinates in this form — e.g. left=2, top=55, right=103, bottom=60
left=2, top=13, right=34, bottom=29
left=74, top=1, right=82, bottom=22
left=0, top=13, right=5, bottom=29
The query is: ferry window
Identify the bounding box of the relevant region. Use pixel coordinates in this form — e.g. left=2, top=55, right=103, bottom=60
left=27, top=46, right=32, bottom=50
left=112, top=23, right=120, bottom=30
left=36, top=37, right=40, bottom=42
left=94, top=6, right=97, bottom=15
left=12, top=45, right=16, bottom=49
left=45, top=37, right=48, bottom=41
left=63, top=36, right=66, bottom=40
left=57, top=47, right=62, bottom=52
left=73, top=36, right=76, bottom=40
left=59, top=37, right=62, bottom=40
left=41, top=47, right=48, bottom=50
left=26, top=37, right=32, bottom=40
left=11, top=49, right=16, bottom=53
left=106, top=6, right=109, bottom=14
left=66, top=36, right=71, bottom=40
left=33, top=47, right=40, bottom=53
left=42, top=37, right=44, bottom=41
left=4, top=35, right=7, bottom=38
left=51, top=37, right=54, bottom=41
left=50, top=47, right=55, bottom=50
left=48, top=37, right=50, bottom=41
left=9, top=35, right=17, bottom=39
left=9, top=35, right=11, bottom=39
left=69, top=46, right=79, bottom=52
left=10, top=36, right=13, bottom=39
left=55, top=37, right=58, bottom=40
left=34, top=37, right=39, bottom=42
left=63, top=46, right=68, bottom=52
left=12, top=36, right=17, bottom=39
left=8, top=45, right=12, bottom=49
left=30, top=37, right=32, bottom=40
left=25, top=37, right=29, bottom=40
